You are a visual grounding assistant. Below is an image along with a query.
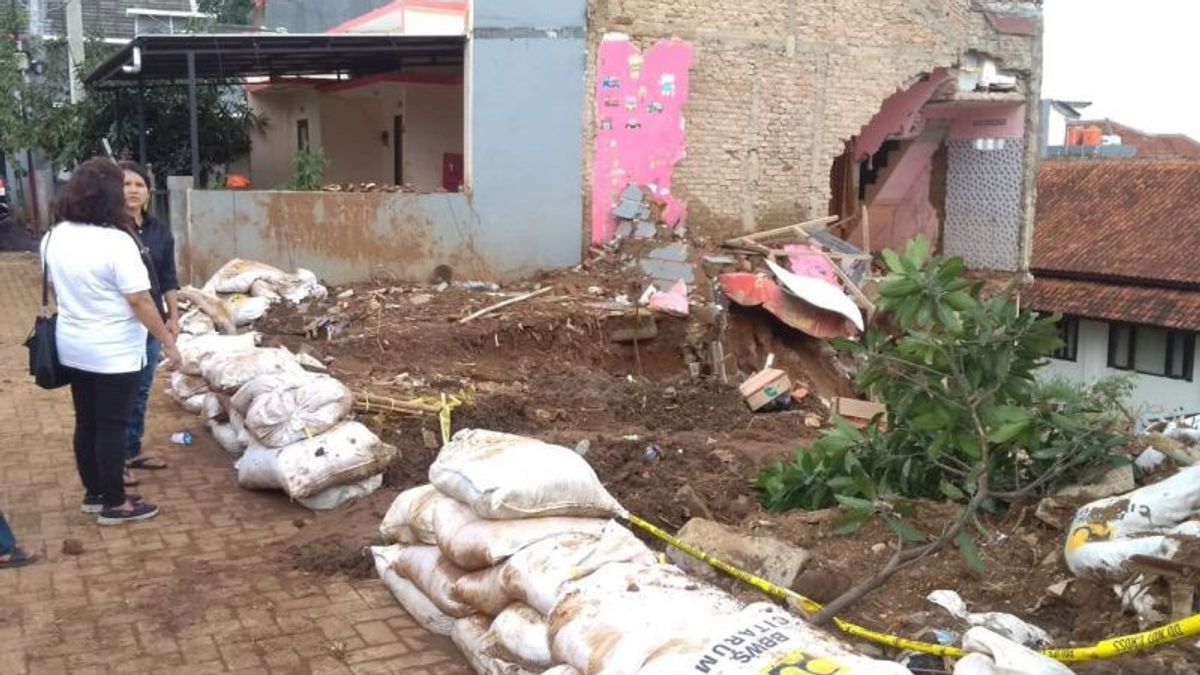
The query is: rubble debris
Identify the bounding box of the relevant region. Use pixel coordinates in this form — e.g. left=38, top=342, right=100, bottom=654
left=739, top=366, right=792, bottom=411
left=1055, top=463, right=1136, bottom=500
left=608, top=314, right=658, bottom=343
left=644, top=280, right=689, bottom=316
left=666, top=517, right=810, bottom=589
left=926, top=589, right=1051, bottom=647
left=833, top=396, right=887, bottom=429
left=954, top=627, right=1075, bottom=675
left=458, top=287, right=554, bottom=324
left=765, top=259, right=864, bottom=332
left=720, top=272, right=858, bottom=339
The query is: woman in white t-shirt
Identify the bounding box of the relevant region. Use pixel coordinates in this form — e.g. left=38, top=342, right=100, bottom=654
left=42, top=158, right=181, bottom=526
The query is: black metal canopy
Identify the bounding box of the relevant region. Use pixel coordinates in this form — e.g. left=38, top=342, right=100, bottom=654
left=84, top=33, right=465, bottom=183
left=86, top=33, right=466, bottom=88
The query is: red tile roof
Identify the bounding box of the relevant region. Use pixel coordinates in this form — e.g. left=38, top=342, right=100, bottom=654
left=1026, top=278, right=1200, bottom=332
left=1033, top=159, right=1200, bottom=287
left=1031, top=159, right=1200, bottom=329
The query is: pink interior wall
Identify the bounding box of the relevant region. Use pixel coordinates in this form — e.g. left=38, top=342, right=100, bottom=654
left=591, top=37, right=693, bottom=244
left=924, top=103, right=1025, bottom=140
left=853, top=69, right=951, bottom=162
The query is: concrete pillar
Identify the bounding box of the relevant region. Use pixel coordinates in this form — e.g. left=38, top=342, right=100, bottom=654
left=167, top=175, right=194, bottom=283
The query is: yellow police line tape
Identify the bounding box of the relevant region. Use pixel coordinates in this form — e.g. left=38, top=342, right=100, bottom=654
left=621, top=513, right=1200, bottom=664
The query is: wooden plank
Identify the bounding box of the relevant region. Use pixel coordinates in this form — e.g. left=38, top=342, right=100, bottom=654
left=732, top=215, right=840, bottom=244
left=861, top=203, right=871, bottom=254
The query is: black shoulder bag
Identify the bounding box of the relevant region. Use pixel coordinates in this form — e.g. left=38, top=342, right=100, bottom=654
left=25, top=229, right=71, bottom=389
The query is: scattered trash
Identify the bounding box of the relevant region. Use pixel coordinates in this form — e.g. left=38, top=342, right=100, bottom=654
left=644, top=280, right=689, bottom=317
left=170, top=431, right=194, bottom=445
left=458, top=287, right=554, bottom=324
left=833, top=396, right=888, bottom=429
left=461, top=281, right=500, bottom=292
left=573, top=439, right=591, bottom=457
left=738, top=367, right=792, bottom=411
left=643, top=444, right=663, bottom=463
left=954, top=627, right=1075, bottom=675
left=927, top=589, right=1051, bottom=647
left=1135, top=446, right=1169, bottom=473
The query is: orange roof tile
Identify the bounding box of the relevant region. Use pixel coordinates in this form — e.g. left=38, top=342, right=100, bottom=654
left=1033, top=160, right=1200, bottom=286
left=1026, top=277, right=1200, bottom=332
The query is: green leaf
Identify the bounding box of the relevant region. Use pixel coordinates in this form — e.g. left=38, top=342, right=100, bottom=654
left=988, top=420, right=1032, bottom=444
left=882, top=249, right=905, bottom=274
left=943, top=291, right=976, bottom=312
left=939, top=480, right=966, bottom=501
left=885, top=517, right=926, bottom=544
left=834, top=495, right=876, bottom=511
left=955, top=532, right=986, bottom=575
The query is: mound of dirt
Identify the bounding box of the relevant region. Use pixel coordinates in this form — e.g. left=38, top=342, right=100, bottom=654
left=282, top=490, right=395, bottom=579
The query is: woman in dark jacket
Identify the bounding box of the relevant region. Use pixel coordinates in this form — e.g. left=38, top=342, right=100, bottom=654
left=118, top=161, right=180, bottom=479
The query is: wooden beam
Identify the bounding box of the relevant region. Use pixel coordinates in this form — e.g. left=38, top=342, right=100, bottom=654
left=861, top=203, right=871, bottom=255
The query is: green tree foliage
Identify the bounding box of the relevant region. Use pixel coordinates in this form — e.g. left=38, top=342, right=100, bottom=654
left=755, top=238, right=1131, bottom=527
left=198, top=0, right=256, bottom=26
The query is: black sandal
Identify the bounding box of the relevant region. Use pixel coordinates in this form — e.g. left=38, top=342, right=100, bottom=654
left=126, top=456, right=168, bottom=471
left=0, top=548, right=38, bottom=569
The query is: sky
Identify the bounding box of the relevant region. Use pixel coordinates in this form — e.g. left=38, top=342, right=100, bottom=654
left=1042, top=0, right=1200, bottom=141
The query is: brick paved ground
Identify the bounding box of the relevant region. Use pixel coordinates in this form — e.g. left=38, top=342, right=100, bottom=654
left=0, top=253, right=469, bottom=674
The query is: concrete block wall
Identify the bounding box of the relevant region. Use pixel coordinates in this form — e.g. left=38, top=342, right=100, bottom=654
left=584, top=0, right=1041, bottom=243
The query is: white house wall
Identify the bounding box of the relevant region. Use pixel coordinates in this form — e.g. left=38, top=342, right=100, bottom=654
left=1040, top=318, right=1200, bottom=417
left=248, top=89, right=324, bottom=189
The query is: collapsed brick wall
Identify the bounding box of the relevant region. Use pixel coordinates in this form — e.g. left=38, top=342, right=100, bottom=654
left=583, top=0, right=1041, bottom=242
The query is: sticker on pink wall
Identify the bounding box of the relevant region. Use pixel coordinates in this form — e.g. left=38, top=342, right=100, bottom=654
left=592, top=35, right=693, bottom=244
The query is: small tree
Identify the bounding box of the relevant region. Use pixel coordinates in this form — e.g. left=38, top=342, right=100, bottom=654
left=754, top=237, right=1131, bottom=620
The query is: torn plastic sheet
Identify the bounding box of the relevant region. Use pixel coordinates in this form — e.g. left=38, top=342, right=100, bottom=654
left=719, top=272, right=857, bottom=339
left=927, top=590, right=1051, bottom=647
left=954, top=627, right=1076, bottom=675
left=765, top=259, right=864, bottom=332
left=644, top=280, right=688, bottom=316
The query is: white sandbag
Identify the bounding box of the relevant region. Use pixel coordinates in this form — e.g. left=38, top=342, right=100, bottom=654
left=927, top=590, right=1051, bottom=647
left=179, top=393, right=206, bottom=414
left=370, top=545, right=454, bottom=636
left=954, top=627, right=1076, bottom=675
left=277, top=269, right=328, bottom=304
left=179, top=308, right=215, bottom=336
left=298, top=473, right=383, bottom=511
left=179, top=286, right=238, bottom=334
left=488, top=603, right=552, bottom=669
left=380, top=484, right=450, bottom=545
left=177, top=332, right=260, bottom=375
left=501, top=522, right=656, bottom=615
left=452, top=616, right=538, bottom=675
left=249, top=278, right=281, bottom=302
left=539, top=668, right=581, bottom=675
left=1065, top=466, right=1200, bottom=578
left=230, top=371, right=304, bottom=414
left=202, top=347, right=307, bottom=391
left=225, top=294, right=273, bottom=326
left=549, top=562, right=743, bottom=675
left=235, top=445, right=283, bottom=489
left=243, top=374, right=353, bottom=448
left=201, top=392, right=225, bottom=421
left=431, top=429, right=622, bottom=520
left=453, top=565, right=513, bottom=617
left=639, top=602, right=915, bottom=675
left=209, top=420, right=245, bottom=456
left=170, top=371, right=209, bottom=401
left=392, top=546, right=476, bottom=618
left=433, top=498, right=610, bottom=571
left=205, top=258, right=289, bottom=294
left=246, top=422, right=397, bottom=499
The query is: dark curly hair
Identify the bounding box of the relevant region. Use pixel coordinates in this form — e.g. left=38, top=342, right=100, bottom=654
left=55, top=158, right=128, bottom=228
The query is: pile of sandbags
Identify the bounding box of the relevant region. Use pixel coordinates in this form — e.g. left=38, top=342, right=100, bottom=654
left=178, top=259, right=328, bottom=336
left=165, top=321, right=390, bottom=511
left=372, top=429, right=914, bottom=675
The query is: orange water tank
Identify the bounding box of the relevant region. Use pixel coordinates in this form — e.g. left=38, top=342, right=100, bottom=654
left=1083, top=125, right=1103, bottom=147
left=1066, top=126, right=1085, bottom=146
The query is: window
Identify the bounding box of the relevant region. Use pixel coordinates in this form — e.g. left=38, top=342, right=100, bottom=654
left=296, top=119, right=310, bottom=151
left=1108, top=323, right=1195, bottom=381
left=1050, top=315, right=1079, bottom=361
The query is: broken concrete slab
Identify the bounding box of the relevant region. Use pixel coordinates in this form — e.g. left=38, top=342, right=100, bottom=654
left=614, top=221, right=634, bottom=240
left=647, top=242, right=689, bottom=262
left=665, top=517, right=810, bottom=589
left=633, top=220, right=658, bottom=239
left=640, top=258, right=695, bottom=284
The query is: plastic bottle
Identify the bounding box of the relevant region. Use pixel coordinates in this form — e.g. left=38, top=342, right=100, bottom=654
left=171, top=431, right=194, bottom=445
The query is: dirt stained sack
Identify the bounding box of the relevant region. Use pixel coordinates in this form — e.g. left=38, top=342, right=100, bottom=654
left=392, top=545, right=477, bottom=618
left=451, top=616, right=538, bottom=675
left=638, top=602, right=915, bottom=675
left=235, top=422, right=397, bottom=499
left=202, top=347, right=307, bottom=392
left=430, top=429, right=623, bottom=520
left=168, top=372, right=208, bottom=413
left=297, top=473, right=382, bottom=511
left=500, top=522, right=656, bottom=616
left=452, top=565, right=512, bottom=617
left=204, top=258, right=288, bottom=294
left=381, top=484, right=451, bottom=545
left=487, top=603, right=553, bottom=669
left=370, top=545, right=454, bottom=636
left=225, top=293, right=273, bottom=326
left=548, top=562, right=743, bottom=675
left=241, top=373, right=353, bottom=448
left=432, top=498, right=609, bottom=571
left=177, top=332, right=259, bottom=375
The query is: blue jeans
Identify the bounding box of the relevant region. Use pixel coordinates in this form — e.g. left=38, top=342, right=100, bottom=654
left=0, top=510, right=14, bottom=556
left=126, top=336, right=162, bottom=460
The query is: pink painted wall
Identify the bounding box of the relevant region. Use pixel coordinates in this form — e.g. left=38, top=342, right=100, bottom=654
left=924, top=103, right=1025, bottom=140
left=591, top=36, right=693, bottom=244
left=853, top=69, right=951, bottom=162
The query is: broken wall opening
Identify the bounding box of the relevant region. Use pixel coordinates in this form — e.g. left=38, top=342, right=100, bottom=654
left=827, top=59, right=1028, bottom=271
